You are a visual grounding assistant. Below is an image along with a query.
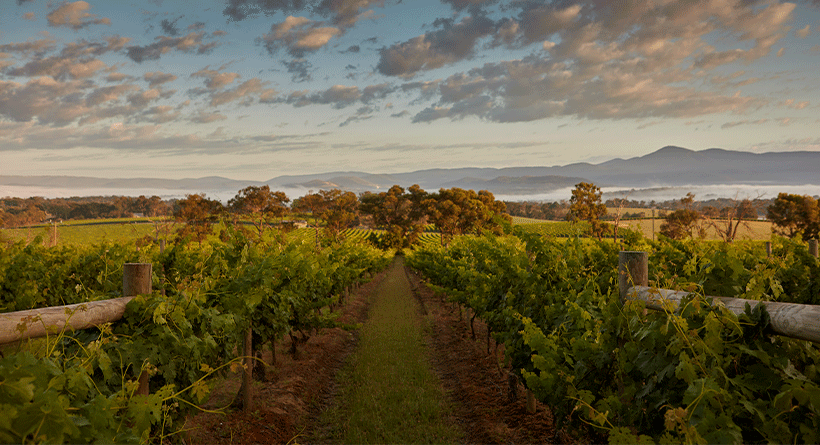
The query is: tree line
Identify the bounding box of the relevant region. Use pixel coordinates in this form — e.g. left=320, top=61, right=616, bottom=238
left=0, top=196, right=172, bottom=228
left=523, top=182, right=820, bottom=244
left=172, top=185, right=510, bottom=249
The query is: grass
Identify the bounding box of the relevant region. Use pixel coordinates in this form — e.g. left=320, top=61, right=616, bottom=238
left=320, top=257, right=462, bottom=444
left=622, top=219, right=773, bottom=241
left=1, top=221, right=169, bottom=246
left=1, top=214, right=776, bottom=248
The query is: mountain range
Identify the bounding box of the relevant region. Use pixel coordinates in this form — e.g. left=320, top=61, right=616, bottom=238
left=2, top=146, right=818, bottom=197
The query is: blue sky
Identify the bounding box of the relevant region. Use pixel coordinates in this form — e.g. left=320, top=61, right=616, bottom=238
left=1, top=0, right=819, bottom=181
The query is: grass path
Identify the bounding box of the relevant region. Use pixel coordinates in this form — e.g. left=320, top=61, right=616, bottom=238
left=318, top=255, right=462, bottom=444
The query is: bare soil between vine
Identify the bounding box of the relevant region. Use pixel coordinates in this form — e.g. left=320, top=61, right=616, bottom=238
left=184, top=258, right=577, bottom=444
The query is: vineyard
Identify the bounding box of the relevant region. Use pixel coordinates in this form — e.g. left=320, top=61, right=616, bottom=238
left=407, top=231, right=820, bottom=443
left=0, top=228, right=390, bottom=443
left=2, top=209, right=820, bottom=443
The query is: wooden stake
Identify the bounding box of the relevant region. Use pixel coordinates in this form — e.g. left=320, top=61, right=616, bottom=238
left=618, top=251, right=648, bottom=303
left=137, top=368, right=149, bottom=396
left=243, top=326, right=253, bottom=412
left=123, top=263, right=152, bottom=297
left=526, top=389, right=536, bottom=414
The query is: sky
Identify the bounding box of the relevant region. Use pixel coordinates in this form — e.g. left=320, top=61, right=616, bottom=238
left=2, top=0, right=820, bottom=182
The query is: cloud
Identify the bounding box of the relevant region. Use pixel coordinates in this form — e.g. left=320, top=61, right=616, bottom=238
left=376, top=0, right=805, bottom=123
left=126, top=31, right=219, bottom=63
left=314, top=0, right=382, bottom=28
left=223, top=0, right=309, bottom=22
left=3, top=37, right=129, bottom=80
left=721, top=119, right=770, bottom=129
left=258, top=16, right=341, bottom=57
left=782, top=99, right=810, bottom=109
left=282, top=58, right=314, bottom=82
left=0, top=39, right=57, bottom=57
left=339, top=106, right=374, bottom=127
left=282, top=83, right=394, bottom=108
left=190, top=67, right=240, bottom=89
left=127, top=89, right=162, bottom=108
left=85, top=84, right=139, bottom=106
left=517, top=3, right=582, bottom=44
left=47, top=1, right=110, bottom=30
left=6, top=56, right=106, bottom=79
left=189, top=111, right=228, bottom=123
left=224, top=0, right=382, bottom=28
left=376, top=14, right=498, bottom=77
left=106, top=72, right=129, bottom=82
left=23, top=12, right=35, bottom=20
left=161, top=16, right=183, bottom=36
left=441, top=0, right=497, bottom=11
left=208, top=78, right=277, bottom=106
left=797, top=24, right=811, bottom=38
left=0, top=77, right=92, bottom=126
left=403, top=52, right=766, bottom=124
left=144, top=71, right=178, bottom=87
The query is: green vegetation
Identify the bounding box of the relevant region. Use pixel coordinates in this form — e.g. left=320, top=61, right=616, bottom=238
left=767, top=192, right=820, bottom=241
left=407, top=232, right=820, bottom=444
left=568, top=181, right=608, bottom=239
left=321, top=258, right=462, bottom=443
left=0, top=229, right=390, bottom=443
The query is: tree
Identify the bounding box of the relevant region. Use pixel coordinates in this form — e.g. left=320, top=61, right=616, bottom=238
left=425, top=188, right=510, bottom=246
left=228, top=186, right=289, bottom=234
left=359, top=185, right=427, bottom=249
left=660, top=209, right=700, bottom=239
left=609, top=195, right=632, bottom=244
left=568, top=182, right=608, bottom=239
left=174, top=194, right=224, bottom=246
left=317, top=189, right=359, bottom=239
left=701, top=196, right=759, bottom=242
left=767, top=193, right=820, bottom=241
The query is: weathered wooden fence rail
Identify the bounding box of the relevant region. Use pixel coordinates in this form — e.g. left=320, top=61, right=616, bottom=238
left=618, top=250, right=820, bottom=344
left=0, top=263, right=151, bottom=345
left=0, top=261, right=260, bottom=410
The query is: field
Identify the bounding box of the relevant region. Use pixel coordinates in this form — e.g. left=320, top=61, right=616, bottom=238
left=1, top=219, right=172, bottom=246
left=1, top=215, right=777, bottom=247
left=622, top=218, right=773, bottom=241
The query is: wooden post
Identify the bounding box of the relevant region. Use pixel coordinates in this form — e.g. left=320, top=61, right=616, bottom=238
left=809, top=239, right=818, bottom=258
left=243, top=326, right=253, bottom=412
left=123, top=263, right=152, bottom=394
left=159, top=239, right=166, bottom=297
left=765, top=241, right=772, bottom=257
left=618, top=251, right=648, bottom=303
left=123, top=263, right=152, bottom=297
left=137, top=368, right=150, bottom=396
left=526, top=389, right=536, bottom=414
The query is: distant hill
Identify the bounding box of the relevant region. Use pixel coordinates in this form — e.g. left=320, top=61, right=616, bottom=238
left=3, top=146, right=818, bottom=198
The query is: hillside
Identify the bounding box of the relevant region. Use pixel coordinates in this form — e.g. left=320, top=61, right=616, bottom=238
left=3, top=146, right=819, bottom=198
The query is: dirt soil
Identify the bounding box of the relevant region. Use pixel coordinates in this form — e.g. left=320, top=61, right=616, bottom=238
left=184, top=260, right=576, bottom=444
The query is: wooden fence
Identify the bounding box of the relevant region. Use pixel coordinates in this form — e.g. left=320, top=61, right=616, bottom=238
left=618, top=250, right=820, bottom=344
left=0, top=263, right=151, bottom=344
left=0, top=262, right=256, bottom=410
